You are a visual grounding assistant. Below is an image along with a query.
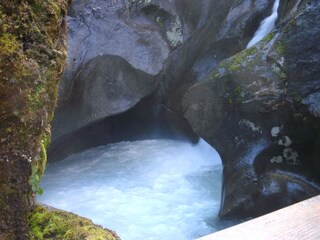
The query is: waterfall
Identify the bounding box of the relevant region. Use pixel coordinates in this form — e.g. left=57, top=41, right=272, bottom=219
left=38, top=139, right=238, bottom=240
left=246, top=0, right=280, bottom=48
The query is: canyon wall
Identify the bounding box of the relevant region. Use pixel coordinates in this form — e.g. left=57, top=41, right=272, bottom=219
left=51, top=0, right=320, bottom=219
left=1, top=0, right=319, bottom=237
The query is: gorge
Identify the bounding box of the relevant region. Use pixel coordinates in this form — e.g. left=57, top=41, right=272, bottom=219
left=1, top=0, right=320, bottom=239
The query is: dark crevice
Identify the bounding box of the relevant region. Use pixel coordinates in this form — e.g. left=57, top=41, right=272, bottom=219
left=48, top=93, right=199, bottom=162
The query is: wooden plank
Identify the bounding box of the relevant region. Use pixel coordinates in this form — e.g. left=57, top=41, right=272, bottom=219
left=197, top=195, right=320, bottom=240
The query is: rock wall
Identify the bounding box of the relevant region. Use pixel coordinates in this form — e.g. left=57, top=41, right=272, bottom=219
left=50, top=0, right=320, bottom=221
left=181, top=0, right=320, bottom=218
left=53, top=54, right=157, bottom=139
left=51, top=0, right=273, bottom=152
left=0, top=0, right=69, bottom=238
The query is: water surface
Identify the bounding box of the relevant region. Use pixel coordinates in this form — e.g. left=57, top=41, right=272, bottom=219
left=39, top=139, right=236, bottom=240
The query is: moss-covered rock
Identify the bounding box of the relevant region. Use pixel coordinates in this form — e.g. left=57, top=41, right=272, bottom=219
left=0, top=0, right=68, bottom=150
left=29, top=205, right=120, bottom=240
left=181, top=0, right=320, bottom=219
left=0, top=0, right=69, bottom=238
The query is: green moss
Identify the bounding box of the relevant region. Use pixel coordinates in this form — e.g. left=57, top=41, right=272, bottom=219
left=261, top=32, right=276, bottom=43
left=0, top=0, right=69, bottom=193
left=208, top=69, right=221, bottom=81
left=0, top=0, right=68, bottom=151
left=220, top=46, right=258, bottom=73
left=275, top=39, right=287, bottom=55
left=41, top=130, right=51, bottom=149
left=0, top=0, right=69, bottom=235
left=0, top=33, right=21, bottom=55
left=29, top=205, right=120, bottom=240
left=40, top=141, right=48, bottom=174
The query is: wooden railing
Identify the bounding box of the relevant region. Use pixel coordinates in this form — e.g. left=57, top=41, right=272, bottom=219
left=197, top=195, right=320, bottom=240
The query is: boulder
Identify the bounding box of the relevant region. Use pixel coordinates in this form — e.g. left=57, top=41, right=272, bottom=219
left=164, top=0, right=274, bottom=102
left=53, top=0, right=170, bottom=140
left=181, top=0, right=320, bottom=218
left=52, top=55, right=157, bottom=139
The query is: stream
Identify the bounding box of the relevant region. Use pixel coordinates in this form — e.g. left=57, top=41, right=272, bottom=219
left=38, top=139, right=238, bottom=239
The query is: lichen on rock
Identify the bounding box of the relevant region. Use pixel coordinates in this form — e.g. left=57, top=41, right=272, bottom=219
left=166, top=16, right=183, bottom=47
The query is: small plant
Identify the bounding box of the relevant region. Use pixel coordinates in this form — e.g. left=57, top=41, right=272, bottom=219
left=29, top=165, right=43, bottom=195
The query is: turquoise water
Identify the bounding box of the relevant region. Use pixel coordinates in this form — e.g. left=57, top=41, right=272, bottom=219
left=38, top=139, right=234, bottom=240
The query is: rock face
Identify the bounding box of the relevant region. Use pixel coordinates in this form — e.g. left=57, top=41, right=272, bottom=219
left=181, top=0, right=320, bottom=218
left=50, top=0, right=320, bottom=221
left=53, top=54, right=157, bottom=139
left=53, top=0, right=170, bottom=140
left=0, top=1, right=68, bottom=238
left=52, top=0, right=273, bottom=142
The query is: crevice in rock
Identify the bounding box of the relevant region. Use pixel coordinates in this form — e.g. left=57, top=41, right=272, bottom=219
left=48, top=93, right=199, bottom=163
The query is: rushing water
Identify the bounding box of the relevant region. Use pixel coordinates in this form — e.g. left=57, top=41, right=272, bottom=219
left=246, top=0, right=280, bottom=48
left=38, top=139, right=236, bottom=240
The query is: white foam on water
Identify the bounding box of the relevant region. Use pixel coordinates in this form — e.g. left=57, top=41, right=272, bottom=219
left=246, top=0, right=280, bottom=48
left=38, top=139, right=233, bottom=240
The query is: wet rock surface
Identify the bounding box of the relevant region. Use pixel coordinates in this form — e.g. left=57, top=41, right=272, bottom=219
left=181, top=0, right=320, bottom=218
left=50, top=0, right=320, bottom=220
left=53, top=54, right=157, bottom=139
left=54, top=0, right=273, bottom=140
